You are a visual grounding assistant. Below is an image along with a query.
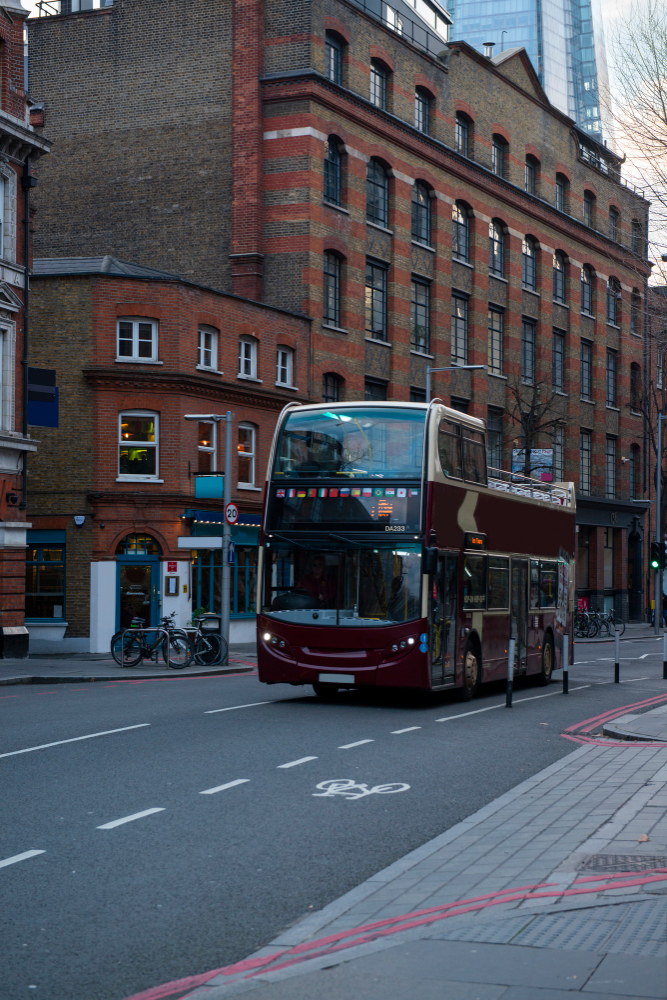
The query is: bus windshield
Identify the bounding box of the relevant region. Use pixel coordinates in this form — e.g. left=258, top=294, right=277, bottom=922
left=263, top=542, right=422, bottom=626
left=273, top=407, right=426, bottom=480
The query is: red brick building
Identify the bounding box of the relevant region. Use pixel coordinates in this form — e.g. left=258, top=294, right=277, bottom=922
left=0, top=0, right=50, bottom=658
left=27, top=0, right=652, bottom=619
left=26, top=258, right=310, bottom=652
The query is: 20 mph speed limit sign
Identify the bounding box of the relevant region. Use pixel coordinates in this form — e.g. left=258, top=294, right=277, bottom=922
left=224, top=502, right=239, bottom=525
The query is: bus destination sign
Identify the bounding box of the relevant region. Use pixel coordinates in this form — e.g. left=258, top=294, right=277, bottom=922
left=270, top=485, right=421, bottom=532
left=464, top=532, right=487, bottom=550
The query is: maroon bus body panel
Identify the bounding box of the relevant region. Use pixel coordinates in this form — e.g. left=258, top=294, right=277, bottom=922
left=257, top=614, right=431, bottom=689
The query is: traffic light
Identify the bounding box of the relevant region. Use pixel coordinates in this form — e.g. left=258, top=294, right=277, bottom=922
left=650, top=542, right=662, bottom=572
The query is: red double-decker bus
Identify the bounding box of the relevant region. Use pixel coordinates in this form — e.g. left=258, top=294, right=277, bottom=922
left=257, top=401, right=575, bottom=699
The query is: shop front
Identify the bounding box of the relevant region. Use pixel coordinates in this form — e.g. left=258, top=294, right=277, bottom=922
left=576, top=497, right=648, bottom=621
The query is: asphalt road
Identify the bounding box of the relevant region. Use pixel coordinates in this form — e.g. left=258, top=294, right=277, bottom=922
left=2, top=636, right=666, bottom=1000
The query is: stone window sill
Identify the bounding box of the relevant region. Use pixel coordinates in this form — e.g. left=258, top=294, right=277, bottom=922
left=116, top=477, right=164, bottom=483
left=115, top=357, right=163, bottom=365
left=606, top=405, right=620, bottom=412
left=275, top=382, right=298, bottom=391
left=322, top=324, right=348, bottom=334
left=323, top=201, right=350, bottom=215
left=366, top=221, right=393, bottom=236
left=411, top=240, right=435, bottom=253
left=237, top=375, right=263, bottom=383
left=410, top=349, right=434, bottom=359
left=522, top=287, right=540, bottom=297
left=453, top=257, right=474, bottom=269
left=196, top=365, right=223, bottom=375
left=365, top=337, right=391, bottom=348
left=489, top=273, right=508, bottom=283
left=488, top=371, right=507, bottom=380
left=238, top=484, right=262, bottom=491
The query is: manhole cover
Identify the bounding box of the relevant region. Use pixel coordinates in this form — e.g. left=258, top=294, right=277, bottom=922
left=580, top=854, right=667, bottom=873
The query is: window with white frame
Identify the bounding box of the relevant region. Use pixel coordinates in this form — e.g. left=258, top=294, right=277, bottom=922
left=238, top=424, right=256, bottom=486
left=198, top=326, right=218, bottom=370
left=198, top=420, right=216, bottom=472
left=0, top=323, right=13, bottom=432
left=238, top=336, right=258, bottom=379
left=117, top=318, right=158, bottom=361
left=276, top=346, right=294, bottom=387
left=118, top=412, right=159, bottom=480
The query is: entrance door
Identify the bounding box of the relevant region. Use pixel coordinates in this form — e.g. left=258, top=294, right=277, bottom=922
left=430, top=553, right=457, bottom=686
left=511, top=558, right=528, bottom=673
left=117, top=563, right=157, bottom=629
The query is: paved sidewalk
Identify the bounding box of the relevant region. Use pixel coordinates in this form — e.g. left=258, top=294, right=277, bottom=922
left=577, top=622, right=664, bottom=643
left=153, top=711, right=667, bottom=1000
left=0, top=643, right=257, bottom=685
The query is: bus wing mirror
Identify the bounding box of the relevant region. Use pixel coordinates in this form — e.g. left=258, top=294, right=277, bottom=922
left=424, top=547, right=438, bottom=574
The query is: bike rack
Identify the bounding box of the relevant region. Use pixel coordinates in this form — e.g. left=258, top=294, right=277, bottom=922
left=119, top=627, right=171, bottom=668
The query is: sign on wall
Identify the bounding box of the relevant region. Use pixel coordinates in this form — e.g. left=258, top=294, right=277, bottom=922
left=27, top=367, right=58, bottom=428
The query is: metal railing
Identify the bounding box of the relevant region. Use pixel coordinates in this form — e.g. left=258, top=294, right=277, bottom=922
left=347, top=0, right=450, bottom=59
left=35, top=0, right=112, bottom=17
left=487, top=467, right=574, bottom=507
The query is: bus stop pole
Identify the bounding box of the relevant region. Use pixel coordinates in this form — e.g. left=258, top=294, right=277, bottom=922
left=220, top=411, right=232, bottom=665
left=614, top=627, right=620, bottom=683
left=562, top=633, right=569, bottom=694
left=506, top=638, right=515, bottom=708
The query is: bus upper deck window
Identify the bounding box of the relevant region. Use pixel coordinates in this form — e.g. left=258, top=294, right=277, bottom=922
left=463, top=428, right=487, bottom=485
left=438, top=419, right=462, bottom=478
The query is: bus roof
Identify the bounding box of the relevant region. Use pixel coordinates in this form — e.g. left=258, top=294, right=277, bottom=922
left=279, top=400, right=486, bottom=432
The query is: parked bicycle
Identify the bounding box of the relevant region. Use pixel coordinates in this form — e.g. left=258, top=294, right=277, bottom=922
left=110, top=612, right=194, bottom=669
left=574, top=610, right=598, bottom=638
left=191, top=614, right=228, bottom=666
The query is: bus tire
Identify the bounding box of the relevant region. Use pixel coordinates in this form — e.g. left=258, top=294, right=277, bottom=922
left=539, top=635, right=554, bottom=686
left=460, top=642, right=479, bottom=701
left=313, top=682, right=339, bottom=699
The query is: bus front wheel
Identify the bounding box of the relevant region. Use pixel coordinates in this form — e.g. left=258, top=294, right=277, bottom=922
left=539, top=636, right=554, bottom=686
left=460, top=644, right=479, bottom=701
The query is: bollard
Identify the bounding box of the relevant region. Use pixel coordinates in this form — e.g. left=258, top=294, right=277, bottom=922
left=506, top=638, right=516, bottom=708
left=614, top=627, right=620, bottom=683
left=563, top=633, right=569, bottom=694
left=663, top=631, right=667, bottom=681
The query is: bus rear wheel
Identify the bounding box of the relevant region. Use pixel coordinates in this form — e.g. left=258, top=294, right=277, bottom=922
left=313, top=682, right=339, bottom=699
left=539, top=636, right=554, bottom=686
left=460, top=644, right=479, bottom=701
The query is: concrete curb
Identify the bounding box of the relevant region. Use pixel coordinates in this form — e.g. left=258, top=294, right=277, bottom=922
left=0, top=665, right=255, bottom=686
left=602, top=720, right=666, bottom=742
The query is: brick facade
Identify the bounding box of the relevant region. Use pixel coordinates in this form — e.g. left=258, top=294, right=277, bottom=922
left=27, top=265, right=310, bottom=649
left=27, top=0, right=652, bottom=619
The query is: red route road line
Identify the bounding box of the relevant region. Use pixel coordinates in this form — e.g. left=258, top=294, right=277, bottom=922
left=564, top=692, right=667, bottom=734
left=122, top=871, right=667, bottom=1000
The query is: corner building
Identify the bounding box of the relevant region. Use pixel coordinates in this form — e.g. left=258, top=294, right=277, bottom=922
left=28, top=0, right=652, bottom=619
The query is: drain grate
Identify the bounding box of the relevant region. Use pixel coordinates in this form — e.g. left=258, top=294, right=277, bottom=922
left=580, top=854, right=667, bottom=873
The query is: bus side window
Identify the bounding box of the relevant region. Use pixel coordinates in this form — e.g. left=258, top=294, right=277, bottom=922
left=463, top=553, right=487, bottom=609
left=462, top=428, right=488, bottom=485
left=487, top=555, right=509, bottom=609
left=530, top=560, right=540, bottom=608
left=438, top=419, right=462, bottom=478
left=539, top=561, right=558, bottom=608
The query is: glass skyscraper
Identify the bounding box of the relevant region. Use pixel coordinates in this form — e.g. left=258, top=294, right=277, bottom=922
left=449, top=0, right=610, bottom=138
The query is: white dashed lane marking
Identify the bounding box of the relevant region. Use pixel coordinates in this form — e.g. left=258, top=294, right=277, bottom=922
left=97, top=808, right=165, bottom=830
left=0, top=724, right=151, bottom=760
left=0, top=850, right=45, bottom=870
left=200, top=779, right=250, bottom=795
left=205, top=702, right=271, bottom=715
left=392, top=727, right=422, bottom=734
left=277, top=757, right=318, bottom=769
left=338, top=740, right=374, bottom=749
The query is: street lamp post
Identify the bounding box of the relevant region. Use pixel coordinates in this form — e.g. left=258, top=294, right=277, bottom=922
left=425, top=364, right=487, bottom=401
left=184, top=411, right=232, bottom=664
left=655, top=415, right=667, bottom=634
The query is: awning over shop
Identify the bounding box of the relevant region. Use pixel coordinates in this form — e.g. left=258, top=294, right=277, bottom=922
left=181, top=510, right=261, bottom=546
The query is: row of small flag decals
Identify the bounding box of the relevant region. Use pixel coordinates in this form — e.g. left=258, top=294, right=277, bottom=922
left=275, top=487, right=420, bottom=499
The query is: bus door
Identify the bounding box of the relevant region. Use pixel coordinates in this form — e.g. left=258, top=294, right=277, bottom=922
left=511, top=558, right=528, bottom=674
left=430, top=553, right=457, bottom=686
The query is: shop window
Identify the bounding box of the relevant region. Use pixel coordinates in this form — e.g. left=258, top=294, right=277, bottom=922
left=238, top=423, right=256, bottom=486
left=118, top=412, right=158, bottom=480
left=25, top=544, right=65, bottom=620
left=117, top=318, right=157, bottom=361
left=192, top=546, right=258, bottom=618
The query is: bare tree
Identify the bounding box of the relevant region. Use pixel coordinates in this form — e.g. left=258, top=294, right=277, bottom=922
left=507, top=376, right=566, bottom=478
left=608, top=0, right=667, bottom=274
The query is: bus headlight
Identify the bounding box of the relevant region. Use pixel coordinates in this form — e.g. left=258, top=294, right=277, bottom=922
left=407, top=637, right=415, bottom=645
left=263, top=632, right=271, bottom=641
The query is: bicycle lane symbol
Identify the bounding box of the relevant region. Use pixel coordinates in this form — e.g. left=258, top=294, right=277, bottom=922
left=313, top=779, right=410, bottom=800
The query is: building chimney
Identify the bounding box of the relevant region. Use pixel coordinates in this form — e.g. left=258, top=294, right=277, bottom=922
left=483, top=41, right=495, bottom=57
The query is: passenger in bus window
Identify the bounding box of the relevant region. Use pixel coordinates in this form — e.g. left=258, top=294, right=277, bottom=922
left=296, top=555, right=337, bottom=606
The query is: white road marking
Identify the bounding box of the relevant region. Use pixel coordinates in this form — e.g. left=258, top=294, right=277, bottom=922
left=338, top=740, right=374, bottom=749
left=278, top=756, right=318, bottom=768
left=97, top=808, right=165, bottom=830
left=620, top=676, right=650, bottom=683
left=200, top=779, right=250, bottom=795
left=0, top=724, right=150, bottom=760
left=0, top=850, right=45, bottom=870
left=436, top=686, right=590, bottom=721
left=392, top=727, right=422, bottom=734
left=205, top=702, right=271, bottom=714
